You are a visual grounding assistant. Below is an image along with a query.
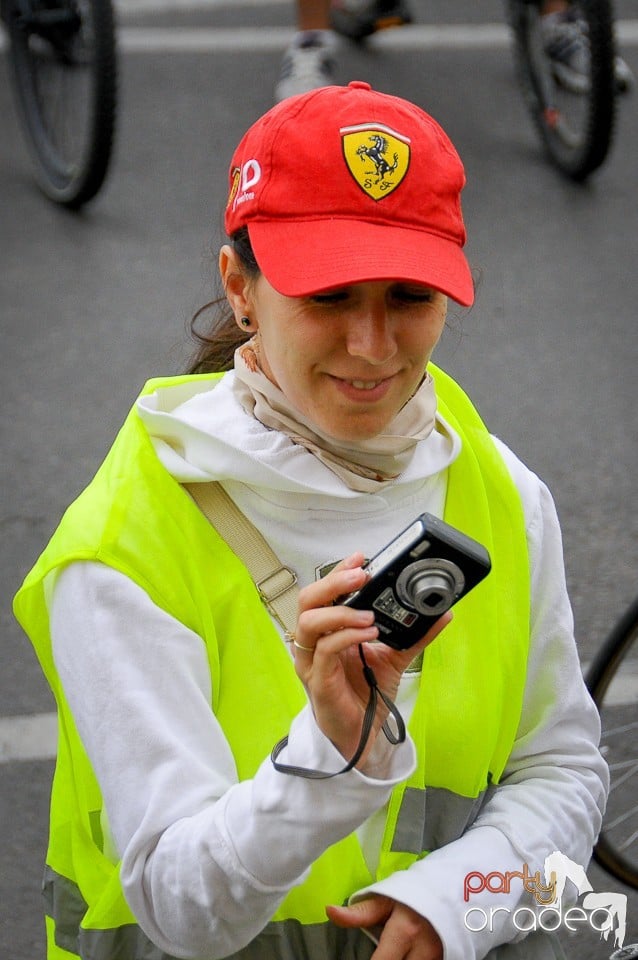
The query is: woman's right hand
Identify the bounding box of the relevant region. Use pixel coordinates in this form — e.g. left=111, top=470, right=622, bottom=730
left=291, top=553, right=451, bottom=766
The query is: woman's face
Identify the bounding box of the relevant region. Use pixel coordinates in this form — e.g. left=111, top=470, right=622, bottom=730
left=222, top=248, right=449, bottom=442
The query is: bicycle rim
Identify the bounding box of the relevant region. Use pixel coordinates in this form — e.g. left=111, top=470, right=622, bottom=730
left=507, top=0, right=616, bottom=180
left=6, top=0, right=117, bottom=207
left=587, top=596, right=638, bottom=889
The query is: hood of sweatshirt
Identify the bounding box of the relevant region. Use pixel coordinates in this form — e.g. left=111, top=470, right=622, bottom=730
left=137, top=371, right=460, bottom=506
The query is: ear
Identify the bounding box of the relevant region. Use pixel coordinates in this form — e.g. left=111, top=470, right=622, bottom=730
left=219, top=245, right=254, bottom=327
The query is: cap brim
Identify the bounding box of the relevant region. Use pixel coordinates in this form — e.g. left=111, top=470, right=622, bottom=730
left=248, top=219, right=474, bottom=307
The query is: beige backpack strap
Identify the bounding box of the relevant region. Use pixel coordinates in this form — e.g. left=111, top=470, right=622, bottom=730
left=184, top=482, right=299, bottom=635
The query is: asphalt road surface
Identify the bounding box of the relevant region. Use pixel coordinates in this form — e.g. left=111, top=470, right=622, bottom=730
left=1, top=1, right=637, bottom=957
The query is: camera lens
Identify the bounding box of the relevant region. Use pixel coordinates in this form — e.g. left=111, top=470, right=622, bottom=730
left=396, top=560, right=465, bottom=616
left=401, top=569, right=455, bottom=615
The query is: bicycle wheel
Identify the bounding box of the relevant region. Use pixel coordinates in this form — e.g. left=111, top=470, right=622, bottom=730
left=586, top=595, right=638, bottom=889
left=4, top=0, right=117, bottom=207
left=507, top=0, right=616, bottom=180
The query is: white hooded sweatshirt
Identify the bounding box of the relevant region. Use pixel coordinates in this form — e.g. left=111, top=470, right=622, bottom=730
left=48, top=372, right=608, bottom=960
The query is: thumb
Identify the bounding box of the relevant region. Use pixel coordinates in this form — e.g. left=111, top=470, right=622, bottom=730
left=326, top=895, right=393, bottom=928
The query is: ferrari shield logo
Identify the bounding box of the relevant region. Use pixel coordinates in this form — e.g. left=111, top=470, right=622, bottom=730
left=341, top=123, right=411, bottom=201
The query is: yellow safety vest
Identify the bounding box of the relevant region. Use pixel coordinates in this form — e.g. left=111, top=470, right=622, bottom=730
left=14, top=365, right=530, bottom=960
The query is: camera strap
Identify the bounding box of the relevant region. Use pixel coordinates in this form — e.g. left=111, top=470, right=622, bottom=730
left=184, top=481, right=406, bottom=778
left=271, top=644, right=406, bottom=779
left=184, top=481, right=299, bottom=634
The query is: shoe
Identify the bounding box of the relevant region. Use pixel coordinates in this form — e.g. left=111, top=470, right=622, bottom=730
left=275, top=30, right=337, bottom=102
left=613, top=54, right=634, bottom=95
left=330, top=0, right=413, bottom=43
left=541, top=9, right=634, bottom=95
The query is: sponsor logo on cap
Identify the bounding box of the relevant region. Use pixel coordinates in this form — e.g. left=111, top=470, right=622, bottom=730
left=341, top=123, right=410, bottom=201
left=227, top=159, right=262, bottom=213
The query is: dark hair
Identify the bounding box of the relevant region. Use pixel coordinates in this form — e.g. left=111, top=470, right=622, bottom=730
left=187, top=228, right=261, bottom=374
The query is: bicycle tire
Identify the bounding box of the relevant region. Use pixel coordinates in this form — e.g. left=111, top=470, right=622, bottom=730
left=586, top=594, right=638, bottom=889
left=506, top=0, right=617, bottom=180
left=4, top=0, right=117, bottom=207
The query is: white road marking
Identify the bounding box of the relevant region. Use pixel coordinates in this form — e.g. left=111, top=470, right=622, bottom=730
left=116, top=22, right=638, bottom=54
left=116, top=0, right=289, bottom=11
left=0, top=711, right=57, bottom=763
left=2, top=19, right=637, bottom=54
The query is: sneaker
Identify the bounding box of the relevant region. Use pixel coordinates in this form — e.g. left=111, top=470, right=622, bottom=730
left=613, top=54, right=634, bottom=95
left=330, top=0, right=413, bottom=43
left=541, top=9, right=634, bottom=95
left=275, top=30, right=337, bottom=102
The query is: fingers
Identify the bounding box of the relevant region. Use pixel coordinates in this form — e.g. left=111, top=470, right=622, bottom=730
left=295, top=605, right=377, bottom=657
left=293, top=551, right=454, bottom=666
left=326, top=896, right=393, bottom=929
left=291, top=620, right=378, bottom=669
left=328, top=898, right=444, bottom=960
left=373, top=907, right=443, bottom=960
left=297, top=552, right=368, bottom=614
left=291, top=553, right=374, bottom=657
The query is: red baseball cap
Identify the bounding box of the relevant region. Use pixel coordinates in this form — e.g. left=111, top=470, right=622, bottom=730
left=225, top=81, right=474, bottom=306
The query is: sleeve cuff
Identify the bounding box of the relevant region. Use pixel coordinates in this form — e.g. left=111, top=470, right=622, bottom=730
left=221, top=705, right=415, bottom=888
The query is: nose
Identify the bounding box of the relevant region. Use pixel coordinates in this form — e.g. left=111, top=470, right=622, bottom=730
left=345, top=302, right=398, bottom=365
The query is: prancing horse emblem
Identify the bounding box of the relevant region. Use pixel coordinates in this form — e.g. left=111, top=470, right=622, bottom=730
left=356, top=135, right=399, bottom=182
left=341, top=123, right=410, bottom=201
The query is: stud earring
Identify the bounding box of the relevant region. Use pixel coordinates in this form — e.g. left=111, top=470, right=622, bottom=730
left=240, top=316, right=251, bottom=328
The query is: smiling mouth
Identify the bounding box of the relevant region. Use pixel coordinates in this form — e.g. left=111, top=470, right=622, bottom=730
left=330, top=374, right=395, bottom=399
left=348, top=379, right=385, bottom=390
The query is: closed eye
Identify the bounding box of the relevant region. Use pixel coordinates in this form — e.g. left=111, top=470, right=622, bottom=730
left=309, top=290, right=349, bottom=304
left=308, top=284, right=439, bottom=306
left=391, top=285, right=436, bottom=304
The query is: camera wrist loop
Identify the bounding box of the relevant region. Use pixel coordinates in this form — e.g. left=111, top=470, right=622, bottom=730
left=270, top=645, right=406, bottom=779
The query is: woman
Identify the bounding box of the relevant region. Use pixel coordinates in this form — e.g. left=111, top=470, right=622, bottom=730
left=15, top=82, right=607, bottom=960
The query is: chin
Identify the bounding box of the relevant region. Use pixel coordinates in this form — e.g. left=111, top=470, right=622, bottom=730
left=322, top=420, right=391, bottom=443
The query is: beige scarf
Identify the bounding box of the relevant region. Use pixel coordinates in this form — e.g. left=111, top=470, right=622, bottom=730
left=232, top=338, right=437, bottom=493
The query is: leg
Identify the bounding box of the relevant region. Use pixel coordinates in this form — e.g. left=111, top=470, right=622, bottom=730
left=331, top=0, right=413, bottom=43
left=296, top=0, right=332, bottom=30
left=539, top=0, right=633, bottom=93
left=274, top=1, right=337, bottom=102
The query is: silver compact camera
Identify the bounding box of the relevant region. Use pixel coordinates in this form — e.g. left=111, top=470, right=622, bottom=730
left=342, top=513, right=491, bottom=650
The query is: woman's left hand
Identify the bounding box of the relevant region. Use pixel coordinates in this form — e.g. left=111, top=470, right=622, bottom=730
left=326, top=895, right=443, bottom=959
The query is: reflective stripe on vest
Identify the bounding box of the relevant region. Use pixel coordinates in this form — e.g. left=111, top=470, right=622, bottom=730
left=15, top=365, right=530, bottom=959
left=392, top=783, right=496, bottom=854
left=43, top=865, right=563, bottom=960
left=43, top=865, right=378, bottom=960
